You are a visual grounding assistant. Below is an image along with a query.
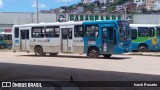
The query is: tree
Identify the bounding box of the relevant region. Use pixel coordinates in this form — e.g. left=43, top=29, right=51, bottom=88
left=107, top=5, right=116, bottom=13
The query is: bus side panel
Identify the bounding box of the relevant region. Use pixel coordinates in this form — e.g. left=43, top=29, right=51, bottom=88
left=148, top=37, right=160, bottom=51
left=131, top=42, right=139, bottom=51
left=132, top=38, right=153, bottom=51
left=73, top=38, right=84, bottom=54
left=82, top=36, right=101, bottom=54
left=29, top=38, right=61, bottom=53
left=44, top=38, right=61, bottom=53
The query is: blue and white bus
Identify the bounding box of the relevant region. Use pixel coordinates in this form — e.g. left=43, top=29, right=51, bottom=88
left=0, top=29, right=12, bottom=49
left=130, top=24, right=160, bottom=52
left=12, top=20, right=131, bottom=58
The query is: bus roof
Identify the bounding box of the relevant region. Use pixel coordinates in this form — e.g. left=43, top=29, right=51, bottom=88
left=130, top=24, right=157, bottom=27
left=0, top=33, right=12, bottom=34
left=13, top=21, right=83, bottom=27
left=13, top=20, right=123, bottom=28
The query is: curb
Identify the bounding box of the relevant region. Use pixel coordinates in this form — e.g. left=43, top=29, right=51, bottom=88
left=124, top=52, right=160, bottom=57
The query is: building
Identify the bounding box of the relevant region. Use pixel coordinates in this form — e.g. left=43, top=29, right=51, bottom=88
left=98, top=0, right=109, bottom=4
left=1, top=12, right=160, bottom=30
left=116, top=5, right=124, bottom=11
left=153, top=0, right=160, bottom=10
left=94, top=7, right=101, bottom=13
left=83, top=0, right=92, bottom=4
left=134, top=0, right=146, bottom=7
left=76, top=6, right=84, bottom=13
left=146, top=0, right=154, bottom=10
left=40, top=10, right=52, bottom=13
left=126, top=4, right=137, bottom=13
left=109, top=0, right=116, bottom=3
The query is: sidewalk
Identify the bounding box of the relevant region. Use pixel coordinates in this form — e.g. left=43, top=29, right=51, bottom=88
left=124, top=52, right=160, bottom=56
left=0, top=49, right=13, bottom=52
left=1, top=49, right=160, bottom=57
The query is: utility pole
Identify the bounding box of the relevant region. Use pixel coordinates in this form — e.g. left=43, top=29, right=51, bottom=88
left=36, top=0, right=39, bottom=23
left=68, top=0, right=69, bottom=7
left=123, top=6, right=127, bottom=20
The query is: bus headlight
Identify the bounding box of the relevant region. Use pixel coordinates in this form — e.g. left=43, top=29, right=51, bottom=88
left=118, top=43, right=123, bottom=47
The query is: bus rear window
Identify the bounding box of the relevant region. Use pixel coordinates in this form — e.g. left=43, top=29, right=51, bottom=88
left=15, top=27, right=19, bottom=38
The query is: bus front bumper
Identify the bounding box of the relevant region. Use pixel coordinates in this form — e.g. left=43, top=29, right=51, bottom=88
left=113, top=46, right=131, bottom=54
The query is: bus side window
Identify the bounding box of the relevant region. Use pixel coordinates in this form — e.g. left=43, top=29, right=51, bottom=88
left=131, top=29, right=137, bottom=40
left=108, top=27, right=114, bottom=40
left=114, top=30, right=116, bottom=45
left=74, top=25, right=84, bottom=37
left=15, top=27, right=19, bottom=38
left=55, top=27, right=60, bottom=37
left=32, top=27, right=45, bottom=38
left=138, top=27, right=148, bottom=37
left=85, top=25, right=99, bottom=37
left=45, top=26, right=60, bottom=38
left=156, top=28, right=160, bottom=36
left=149, top=27, right=154, bottom=37
left=102, top=28, right=107, bottom=39
left=69, top=29, right=72, bottom=39
left=62, top=29, right=67, bottom=39
left=0, top=35, right=4, bottom=40
left=8, top=35, right=12, bottom=40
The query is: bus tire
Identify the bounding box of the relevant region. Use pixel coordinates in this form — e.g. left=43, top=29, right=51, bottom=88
left=103, top=54, right=112, bottom=58
left=34, top=46, right=46, bottom=56
left=138, top=44, right=148, bottom=52
left=49, top=53, right=58, bottom=56
left=88, top=48, right=99, bottom=58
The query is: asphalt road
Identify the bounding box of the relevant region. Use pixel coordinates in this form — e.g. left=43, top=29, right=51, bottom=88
left=0, top=51, right=160, bottom=90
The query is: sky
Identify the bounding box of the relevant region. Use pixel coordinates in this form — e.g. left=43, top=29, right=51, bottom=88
left=0, top=0, right=80, bottom=12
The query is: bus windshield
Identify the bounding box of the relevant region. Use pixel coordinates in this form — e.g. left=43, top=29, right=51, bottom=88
left=118, top=21, right=130, bottom=41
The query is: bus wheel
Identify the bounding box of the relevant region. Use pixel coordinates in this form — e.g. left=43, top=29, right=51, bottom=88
left=88, top=48, right=99, bottom=58
left=103, top=54, right=112, bottom=58
left=49, top=53, right=58, bottom=56
left=138, top=44, right=148, bottom=52
left=34, top=46, right=46, bottom=56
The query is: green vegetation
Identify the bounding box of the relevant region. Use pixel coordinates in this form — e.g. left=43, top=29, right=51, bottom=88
left=107, top=5, right=116, bottom=13
left=114, top=0, right=126, bottom=5
left=66, top=0, right=130, bottom=13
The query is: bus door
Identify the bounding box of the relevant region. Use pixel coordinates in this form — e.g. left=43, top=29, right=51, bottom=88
left=102, top=27, right=114, bottom=54
left=20, top=29, right=30, bottom=51
left=61, top=28, right=73, bottom=53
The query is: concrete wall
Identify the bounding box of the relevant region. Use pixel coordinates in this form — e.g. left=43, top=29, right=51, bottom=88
left=0, top=13, right=160, bottom=25
left=0, top=13, right=33, bottom=24
left=133, top=14, right=160, bottom=24
left=0, top=13, right=57, bottom=25
left=38, top=14, right=57, bottom=23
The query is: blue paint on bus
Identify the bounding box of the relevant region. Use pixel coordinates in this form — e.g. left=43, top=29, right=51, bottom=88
left=81, top=20, right=131, bottom=55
